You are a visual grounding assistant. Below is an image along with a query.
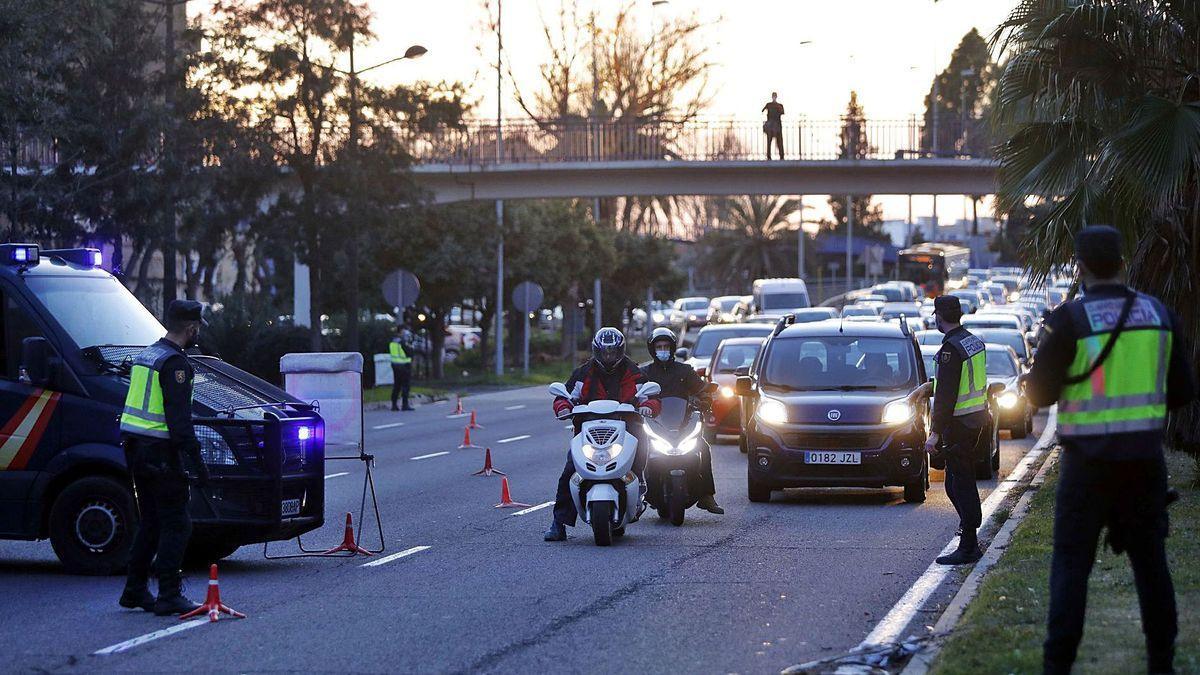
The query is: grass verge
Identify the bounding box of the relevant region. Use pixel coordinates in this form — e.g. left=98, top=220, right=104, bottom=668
left=931, top=450, right=1199, bottom=674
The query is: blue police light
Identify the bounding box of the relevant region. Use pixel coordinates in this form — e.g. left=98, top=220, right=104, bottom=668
left=0, top=244, right=40, bottom=266
left=42, top=247, right=102, bottom=268
left=296, top=426, right=312, bottom=441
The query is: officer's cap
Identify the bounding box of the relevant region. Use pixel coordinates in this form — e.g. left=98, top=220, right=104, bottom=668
left=1074, top=225, right=1123, bottom=278
left=933, top=295, right=963, bottom=322
left=165, top=299, right=207, bottom=326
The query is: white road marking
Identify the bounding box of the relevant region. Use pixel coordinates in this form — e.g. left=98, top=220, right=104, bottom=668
left=858, top=407, right=1057, bottom=650
left=446, top=413, right=469, bottom=419
left=373, top=422, right=404, bottom=430
left=504, top=404, right=526, bottom=410
left=411, top=451, right=450, bottom=460
left=94, top=619, right=208, bottom=655
left=497, top=434, right=531, bottom=444
left=563, top=424, right=574, bottom=430
left=510, top=500, right=554, bottom=516
left=360, top=545, right=431, bottom=568
left=324, top=472, right=349, bottom=480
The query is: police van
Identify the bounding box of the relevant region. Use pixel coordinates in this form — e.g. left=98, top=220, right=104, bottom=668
left=0, top=244, right=325, bottom=574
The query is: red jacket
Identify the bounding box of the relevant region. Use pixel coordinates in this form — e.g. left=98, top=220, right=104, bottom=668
left=553, top=357, right=662, bottom=417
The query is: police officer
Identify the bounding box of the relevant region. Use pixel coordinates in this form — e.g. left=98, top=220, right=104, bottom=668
left=1026, top=225, right=1196, bottom=675
left=925, top=295, right=989, bottom=565
left=640, top=327, right=723, bottom=514
left=390, top=324, right=414, bottom=412
left=118, top=300, right=208, bottom=616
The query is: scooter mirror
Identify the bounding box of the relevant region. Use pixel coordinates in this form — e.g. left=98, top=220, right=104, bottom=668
left=548, top=382, right=571, bottom=399
left=636, top=382, right=662, bottom=398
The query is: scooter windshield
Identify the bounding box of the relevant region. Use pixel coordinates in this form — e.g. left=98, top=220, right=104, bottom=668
left=656, top=397, right=689, bottom=432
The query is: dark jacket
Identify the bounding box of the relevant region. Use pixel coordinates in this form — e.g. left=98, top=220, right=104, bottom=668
left=553, top=357, right=662, bottom=416
left=640, top=359, right=706, bottom=400
left=130, top=338, right=204, bottom=479
left=930, top=326, right=989, bottom=434
left=1025, top=283, right=1196, bottom=460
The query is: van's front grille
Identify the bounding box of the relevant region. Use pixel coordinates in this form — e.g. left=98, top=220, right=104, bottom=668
left=781, top=431, right=888, bottom=450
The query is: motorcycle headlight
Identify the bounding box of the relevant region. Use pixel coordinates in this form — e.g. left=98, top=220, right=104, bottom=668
left=998, top=391, right=1020, bottom=409
left=652, top=312, right=665, bottom=322
left=881, top=400, right=915, bottom=425
left=195, top=425, right=237, bottom=466
left=756, top=398, right=788, bottom=426
left=583, top=442, right=623, bottom=463
left=720, top=386, right=736, bottom=399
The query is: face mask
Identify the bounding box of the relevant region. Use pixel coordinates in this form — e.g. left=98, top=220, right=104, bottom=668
left=655, top=350, right=672, bottom=362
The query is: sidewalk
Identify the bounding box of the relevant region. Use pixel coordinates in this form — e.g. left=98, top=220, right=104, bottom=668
left=930, top=450, right=1200, bottom=673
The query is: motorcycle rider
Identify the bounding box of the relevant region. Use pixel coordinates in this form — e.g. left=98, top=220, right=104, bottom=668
left=640, top=327, right=724, bottom=515
left=544, top=327, right=661, bottom=542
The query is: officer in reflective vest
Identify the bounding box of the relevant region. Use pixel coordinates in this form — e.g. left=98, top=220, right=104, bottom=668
left=925, top=294, right=990, bottom=565
left=389, top=324, right=414, bottom=411
left=1026, top=225, right=1196, bottom=675
left=118, top=300, right=208, bottom=616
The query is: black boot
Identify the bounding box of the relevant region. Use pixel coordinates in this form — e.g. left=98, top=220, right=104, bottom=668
left=697, top=495, right=725, bottom=514
left=937, top=532, right=982, bottom=566
left=543, top=520, right=566, bottom=542
left=153, top=573, right=201, bottom=616
left=119, top=574, right=155, bottom=611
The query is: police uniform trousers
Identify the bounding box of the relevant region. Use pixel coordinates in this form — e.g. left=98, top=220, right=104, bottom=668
left=391, top=363, right=412, bottom=409
left=127, top=437, right=192, bottom=578
left=1044, top=449, right=1176, bottom=674
left=942, top=420, right=983, bottom=535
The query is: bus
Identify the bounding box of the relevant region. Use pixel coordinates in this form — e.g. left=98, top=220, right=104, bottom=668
left=898, top=243, right=971, bottom=297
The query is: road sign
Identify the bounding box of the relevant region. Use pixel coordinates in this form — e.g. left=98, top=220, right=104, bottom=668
left=511, top=281, right=544, bottom=313
left=381, top=270, right=420, bottom=308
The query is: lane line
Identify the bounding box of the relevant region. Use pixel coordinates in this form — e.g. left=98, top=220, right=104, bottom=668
left=94, top=620, right=208, bottom=655
left=373, top=422, right=404, bottom=430
left=360, top=545, right=431, bottom=568
left=411, top=451, right=450, bottom=460
left=510, top=500, right=554, bottom=516
left=563, top=424, right=574, bottom=430
left=446, top=413, right=469, bottom=419
left=497, top=434, right=531, bottom=444
left=857, top=407, right=1057, bottom=650
left=504, top=404, right=526, bottom=410
left=324, top=472, right=349, bottom=480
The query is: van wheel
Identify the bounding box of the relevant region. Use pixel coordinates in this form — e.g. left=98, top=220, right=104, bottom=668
left=747, top=474, right=771, bottom=503
left=49, top=476, right=137, bottom=576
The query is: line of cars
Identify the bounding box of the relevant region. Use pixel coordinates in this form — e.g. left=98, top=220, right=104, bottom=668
left=669, top=269, right=1071, bottom=505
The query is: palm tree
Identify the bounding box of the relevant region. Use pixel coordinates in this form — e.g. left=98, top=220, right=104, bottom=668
left=698, top=195, right=800, bottom=293
left=992, top=0, right=1200, bottom=453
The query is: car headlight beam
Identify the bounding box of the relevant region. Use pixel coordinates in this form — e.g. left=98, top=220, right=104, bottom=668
left=720, top=385, right=736, bottom=399
left=881, top=399, right=915, bottom=425
left=998, top=391, right=1020, bottom=409
left=756, top=398, right=788, bottom=426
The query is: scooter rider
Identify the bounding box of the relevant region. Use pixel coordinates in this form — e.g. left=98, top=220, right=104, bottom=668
left=544, top=327, right=661, bottom=542
left=640, top=327, right=724, bottom=515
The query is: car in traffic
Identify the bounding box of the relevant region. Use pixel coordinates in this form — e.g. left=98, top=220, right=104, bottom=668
left=917, top=326, right=1034, bottom=367
left=984, top=344, right=1033, bottom=439
left=870, top=284, right=907, bottom=302
left=962, top=313, right=1023, bottom=331
left=788, top=307, right=839, bottom=323
left=841, top=305, right=880, bottom=319
left=702, top=336, right=766, bottom=442
left=736, top=318, right=931, bottom=504
left=879, top=302, right=925, bottom=331
left=678, top=323, right=775, bottom=375
left=706, top=295, right=743, bottom=324
left=752, top=278, right=811, bottom=315
left=672, top=297, right=711, bottom=332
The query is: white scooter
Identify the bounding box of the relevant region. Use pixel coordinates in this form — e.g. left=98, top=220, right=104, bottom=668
left=548, top=381, right=661, bottom=546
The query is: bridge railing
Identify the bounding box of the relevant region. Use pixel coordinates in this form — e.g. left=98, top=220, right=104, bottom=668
left=408, top=117, right=992, bottom=165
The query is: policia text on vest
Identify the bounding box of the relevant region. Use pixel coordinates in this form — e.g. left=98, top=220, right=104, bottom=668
left=1026, top=283, right=1196, bottom=674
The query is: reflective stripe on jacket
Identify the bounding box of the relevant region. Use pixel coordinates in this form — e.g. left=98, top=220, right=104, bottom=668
left=390, top=338, right=412, bottom=365
left=119, top=342, right=177, bottom=439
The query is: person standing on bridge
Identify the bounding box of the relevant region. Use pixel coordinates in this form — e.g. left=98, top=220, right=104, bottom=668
left=1025, top=225, right=1195, bottom=675
left=762, top=92, right=785, bottom=160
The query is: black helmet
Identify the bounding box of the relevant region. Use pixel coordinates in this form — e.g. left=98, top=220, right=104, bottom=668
left=591, top=327, right=626, bottom=372
left=647, top=327, right=677, bottom=363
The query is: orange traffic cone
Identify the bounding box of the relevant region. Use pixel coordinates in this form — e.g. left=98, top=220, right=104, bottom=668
left=320, top=512, right=372, bottom=556
left=494, top=477, right=531, bottom=508
left=472, top=448, right=506, bottom=477
left=458, top=426, right=481, bottom=450
left=179, top=564, right=246, bottom=622
left=453, top=395, right=464, bottom=415
left=468, top=410, right=484, bottom=429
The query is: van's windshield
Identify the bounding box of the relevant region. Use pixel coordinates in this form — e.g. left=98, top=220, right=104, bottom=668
left=762, top=336, right=916, bottom=391
left=26, top=276, right=165, bottom=349
left=759, top=292, right=810, bottom=311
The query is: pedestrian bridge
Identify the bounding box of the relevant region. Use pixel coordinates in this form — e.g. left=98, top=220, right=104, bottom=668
left=407, top=118, right=998, bottom=203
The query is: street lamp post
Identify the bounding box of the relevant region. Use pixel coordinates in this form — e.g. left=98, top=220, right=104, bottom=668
left=495, top=0, right=505, bottom=376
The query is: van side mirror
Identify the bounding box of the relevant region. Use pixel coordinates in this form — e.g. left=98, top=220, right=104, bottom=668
left=734, top=365, right=750, bottom=377
left=704, top=381, right=719, bottom=394
left=20, top=336, right=54, bottom=387
left=734, top=375, right=755, bottom=396
left=675, top=347, right=690, bottom=360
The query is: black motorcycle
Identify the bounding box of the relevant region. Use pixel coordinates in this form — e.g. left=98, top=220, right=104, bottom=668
left=644, top=387, right=715, bottom=526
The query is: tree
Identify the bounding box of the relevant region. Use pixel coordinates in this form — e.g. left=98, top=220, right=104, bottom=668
left=922, top=28, right=996, bottom=157
left=992, top=0, right=1200, bottom=454
left=826, top=92, right=887, bottom=242
left=697, top=195, right=801, bottom=292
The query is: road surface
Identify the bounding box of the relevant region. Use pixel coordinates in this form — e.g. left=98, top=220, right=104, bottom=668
left=0, top=386, right=1048, bottom=673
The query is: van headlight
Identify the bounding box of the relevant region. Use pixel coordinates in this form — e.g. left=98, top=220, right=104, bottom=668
left=756, top=398, right=788, bottom=426
left=882, top=400, right=915, bottom=425
left=720, top=386, right=736, bottom=399
left=998, top=391, right=1020, bottom=409
left=583, top=442, right=623, bottom=463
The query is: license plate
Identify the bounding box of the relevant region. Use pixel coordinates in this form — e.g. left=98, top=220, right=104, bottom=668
left=804, top=451, right=861, bottom=465
left=281, top=498, right=302, bottom=517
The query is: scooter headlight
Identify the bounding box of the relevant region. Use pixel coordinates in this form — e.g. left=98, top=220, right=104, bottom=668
left=583, top=442, right=623, bottom=463
left=998, top=391, right=1020, bottom=409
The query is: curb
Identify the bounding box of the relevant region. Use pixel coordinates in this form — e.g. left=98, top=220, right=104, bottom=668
left=900, top=445, right=1061, bottom=675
